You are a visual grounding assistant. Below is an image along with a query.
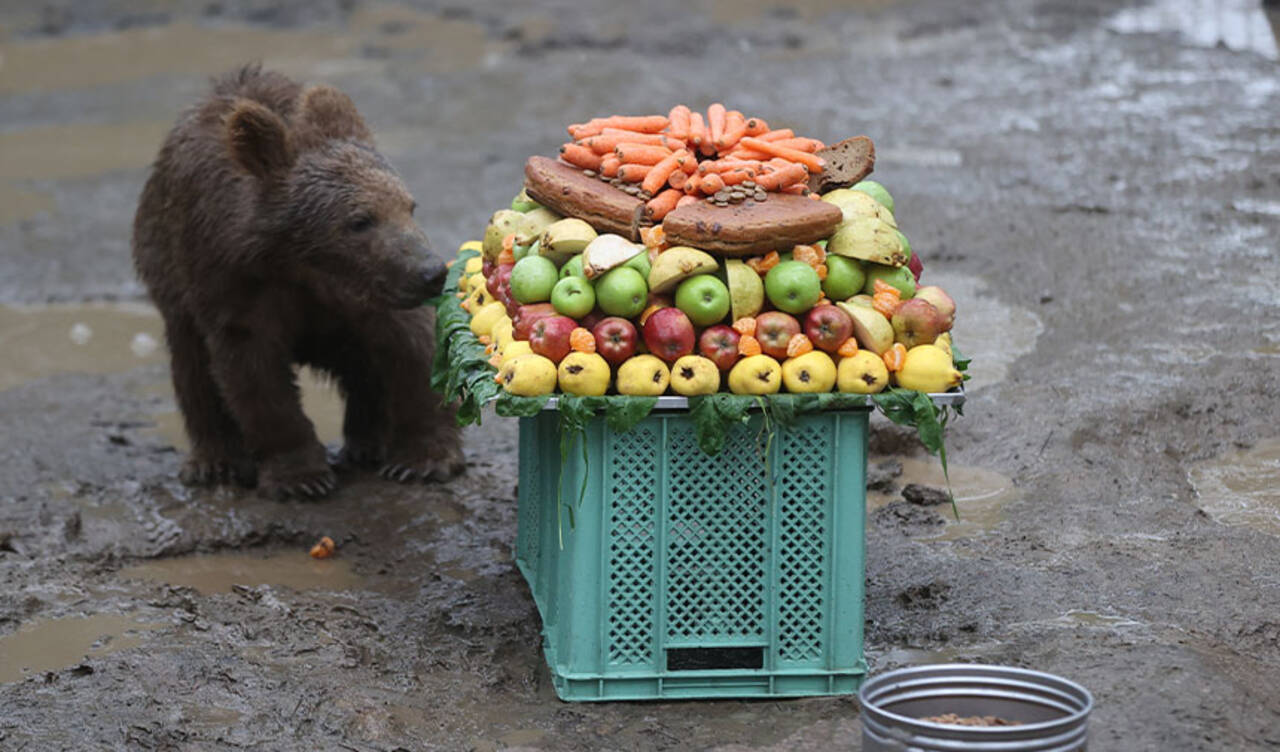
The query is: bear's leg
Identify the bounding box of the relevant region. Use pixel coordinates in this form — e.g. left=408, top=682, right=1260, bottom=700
left=162, top=310, right=256, bottom=487
left=363, top=308, right=465, bottom=483
left=205, top=330, right=336, bottom=499
left=332, top=363, right=388, bottom=470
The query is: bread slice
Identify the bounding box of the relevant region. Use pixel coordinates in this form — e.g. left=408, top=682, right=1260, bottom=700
left=523, top=156, right=645, bottom=240
left=807, top=136, right=875, bottom=193
left=661, top=194, right=842, bottom=257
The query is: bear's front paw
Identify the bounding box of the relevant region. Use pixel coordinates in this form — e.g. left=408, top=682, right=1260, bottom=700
left=333, top=440, right=385, bottom=471
left=259, top=444, right=337, bottom=500
left=179, top=453, right=256, bottom=488
left=379, top=443, right=466, bottom=484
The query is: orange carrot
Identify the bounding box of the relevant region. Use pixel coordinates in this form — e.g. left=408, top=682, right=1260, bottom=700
left=688, top=111, right=707, bottom=147
left=698, top=159, right=763, bottom=175
left=560, top=143, right=602, bottom=170
left=601, top=128, right=686, bottom=150
left=641, top=150, right=685, bottom=195
left=615, top=143, right=673, bottom=165
left=781, top=183, right=808, bottom=195
left=569, top=115, right=669, bottom=139
left=700, top=172, right=726, bottom=195
left=617, top=163, right=652, bottom=182
left=739, top=137, right=825, bottom=173
left=744, top=117, right=769, bottom=136
left=600, top=154, right=621, bottom=177
left=719, top=169, right=752, bottom=186
left=725, top=148, right=773, bottom=162
left=683, top=173, right=703, bottom=195
left=667, top=169, right=688, bottom=190
left=675, top=194, right=699, bottom=208
left=766, top=137, right=825, bottom=153
left=707, top=103, right=727, bottom=146
left=716, top=110, right=747, bottom=151
left=645, top=188, right=683, bottom=221
left=757, top=128, right=796, bottom=142
left=667, top=105, right=691, bottom=141
left=753, top=162, right=809, bottom=191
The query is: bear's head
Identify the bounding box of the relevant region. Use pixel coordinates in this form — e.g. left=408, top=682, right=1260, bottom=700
left=223, top=85, right=446, bottom=309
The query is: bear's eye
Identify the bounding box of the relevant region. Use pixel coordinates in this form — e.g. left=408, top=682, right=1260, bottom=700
left=409, top=201, right=417, bottom=216
left=348, top=214, right=374, bottom=233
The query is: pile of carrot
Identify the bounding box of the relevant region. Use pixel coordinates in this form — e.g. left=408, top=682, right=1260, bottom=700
left=558, top=104, right=826, bottom=222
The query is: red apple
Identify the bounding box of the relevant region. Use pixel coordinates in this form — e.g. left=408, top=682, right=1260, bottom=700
left=891, top=298, right=946, bottom=348
left=755, top=311, right=801, bottom=359
left=642, top=307, right=696, bottom=363
left=578, top=308, right=606, bottom=333
left=804, top=304, right=855, bottom=353
left=529, top=315, right=578, bottom=363
left=512, top=303, right=558, bottom=341
left=482, top=258, right=496, bottom=279
left=698, top=325, right=741, bottom=371
left=907, top=252, right=924, bottom=283
left=486, top=262, right=513, bottom=299
left=592, top=317, right=638, bottom=366
left=912, top=285, right=955, bottom=331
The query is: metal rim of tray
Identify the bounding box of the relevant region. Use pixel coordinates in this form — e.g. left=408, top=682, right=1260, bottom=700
left=539, top=384, right=965, bottom=411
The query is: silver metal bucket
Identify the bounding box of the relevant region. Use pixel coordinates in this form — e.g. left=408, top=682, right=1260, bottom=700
left=859, top=664, right=1093, bottom=751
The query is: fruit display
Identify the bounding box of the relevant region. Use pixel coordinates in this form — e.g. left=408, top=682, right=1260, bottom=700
left=445, top=105, right=967, bottom=403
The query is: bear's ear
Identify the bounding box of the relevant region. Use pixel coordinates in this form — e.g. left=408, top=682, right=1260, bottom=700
left=298, top=85, right=372, bottom=143
left=224, top=98, right=295, bottom=180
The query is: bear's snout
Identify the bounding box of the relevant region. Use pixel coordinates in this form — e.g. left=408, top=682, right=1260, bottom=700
left=418, top=259, right=448, bottom=299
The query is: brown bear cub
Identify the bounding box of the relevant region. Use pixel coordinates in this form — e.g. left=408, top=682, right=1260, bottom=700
left=133, top=65, right=463, bottom=499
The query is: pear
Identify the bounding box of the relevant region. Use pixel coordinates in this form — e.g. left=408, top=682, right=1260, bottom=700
left=491, top=317, right=515, bottom=351
left=616, top=354, right=670, bottom=396
left=669, top=355, right=721, bottom=396
left=837, top=351, right=889, bottom=394
left=463, top=256, right=484, bottom=275
left=557, top=352, right=611, bottom=396
left=499, top=339, right=533, bottom=364
left=514, top=207, right=560, bottom=247
left=827, top=217, right=908, bottom=267
left=511, top=188, right=542, bottom=213
left=851, top=180, right=895, bottom=213
left=781, top=351, right=837, bottom=393
left=540, top=218, right=597, bottom=266
left=497, top=353, right=558, bottom=396
left=725, top=259, right=765, bottom=321
left=648, top=246, right=719, bottom=295
left=482, top=210, right=528, bottom=261
left=728, top=354, right=782, bottom=395
left=582, top=234, right=642, bottom=279
left=469, top=301, right=507, bottom=338
left=836, top=301, right=895, bottom=355
left=895, top=344, right=963, bottom=394
left=821, top=188, right=897, bottom=227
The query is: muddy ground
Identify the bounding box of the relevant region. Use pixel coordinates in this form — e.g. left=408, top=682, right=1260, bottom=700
left=2, top=0, right=1279, bottom=749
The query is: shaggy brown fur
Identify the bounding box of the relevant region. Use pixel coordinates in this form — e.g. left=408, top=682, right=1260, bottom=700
left=133, top=65, right=463, bottom=499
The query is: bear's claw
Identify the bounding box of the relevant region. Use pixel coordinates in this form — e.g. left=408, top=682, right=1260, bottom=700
left=179, top=456, right=256, bottom=488
left=377, top=447, right=466, bottom=484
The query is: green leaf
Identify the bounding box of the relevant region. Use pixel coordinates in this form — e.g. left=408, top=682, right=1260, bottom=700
left=951, top=342, right=971, bottom=373
left=604, top=396, right=658, bottom=433
left=688, top=393, right=753, bottom=455
left=495, top=393, right=551, bottom=417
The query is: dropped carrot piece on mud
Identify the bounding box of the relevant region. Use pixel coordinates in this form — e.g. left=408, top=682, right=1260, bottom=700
left=786, top=333, right=814, bottom=357
left=309, top=536, right=336, bottom=559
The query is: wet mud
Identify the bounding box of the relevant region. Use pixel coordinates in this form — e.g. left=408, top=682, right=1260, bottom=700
left=2, top=0, right=1280, bottom=750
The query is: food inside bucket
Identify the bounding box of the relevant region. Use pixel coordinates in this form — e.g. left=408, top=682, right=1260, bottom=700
left=919, top=713, right=1023, bottom=727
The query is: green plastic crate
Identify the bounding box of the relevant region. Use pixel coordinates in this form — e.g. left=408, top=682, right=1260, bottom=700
left=514, top=405, right=870, bottom=702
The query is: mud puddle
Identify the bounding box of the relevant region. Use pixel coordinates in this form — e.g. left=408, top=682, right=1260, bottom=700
left=870, top=456, right=1019, bottom=540
left=874, top=643, right=1000, bottom=667
left=923, top=272, right=1043, bottom=392
left=0, top=302, right=165, bottom=391
left=1108, top=0, right=1280, bottom=60
left=118, top=550, right=365, bottom=595
left=1187, top=438, right=1280, bottom=536
left=0, top=613, right=165, bottom=684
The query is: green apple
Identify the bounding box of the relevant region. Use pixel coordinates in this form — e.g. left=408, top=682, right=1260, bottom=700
left=509, top=255, right=559, bottom=304
left=512, top=238, right=539, bottom=262
left=595, top=266, right=648, bottom=318
left=764, top=260, right=822, bottom=315
left=550, top=276, right=596, bottom=319
left=851, top=180, right=895, bottom=213
left=862, top=262, right=916, bottom=299
left=674, top=274, right=731, bottom=327
left=822, top=255, right=866, bottom=301
left=560, top=254, right=586, bottom=280
left=623, top=251, right=651, bottom=281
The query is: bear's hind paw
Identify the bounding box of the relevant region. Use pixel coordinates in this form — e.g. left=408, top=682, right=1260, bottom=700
left=378, top=449, right=465, bottom=484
